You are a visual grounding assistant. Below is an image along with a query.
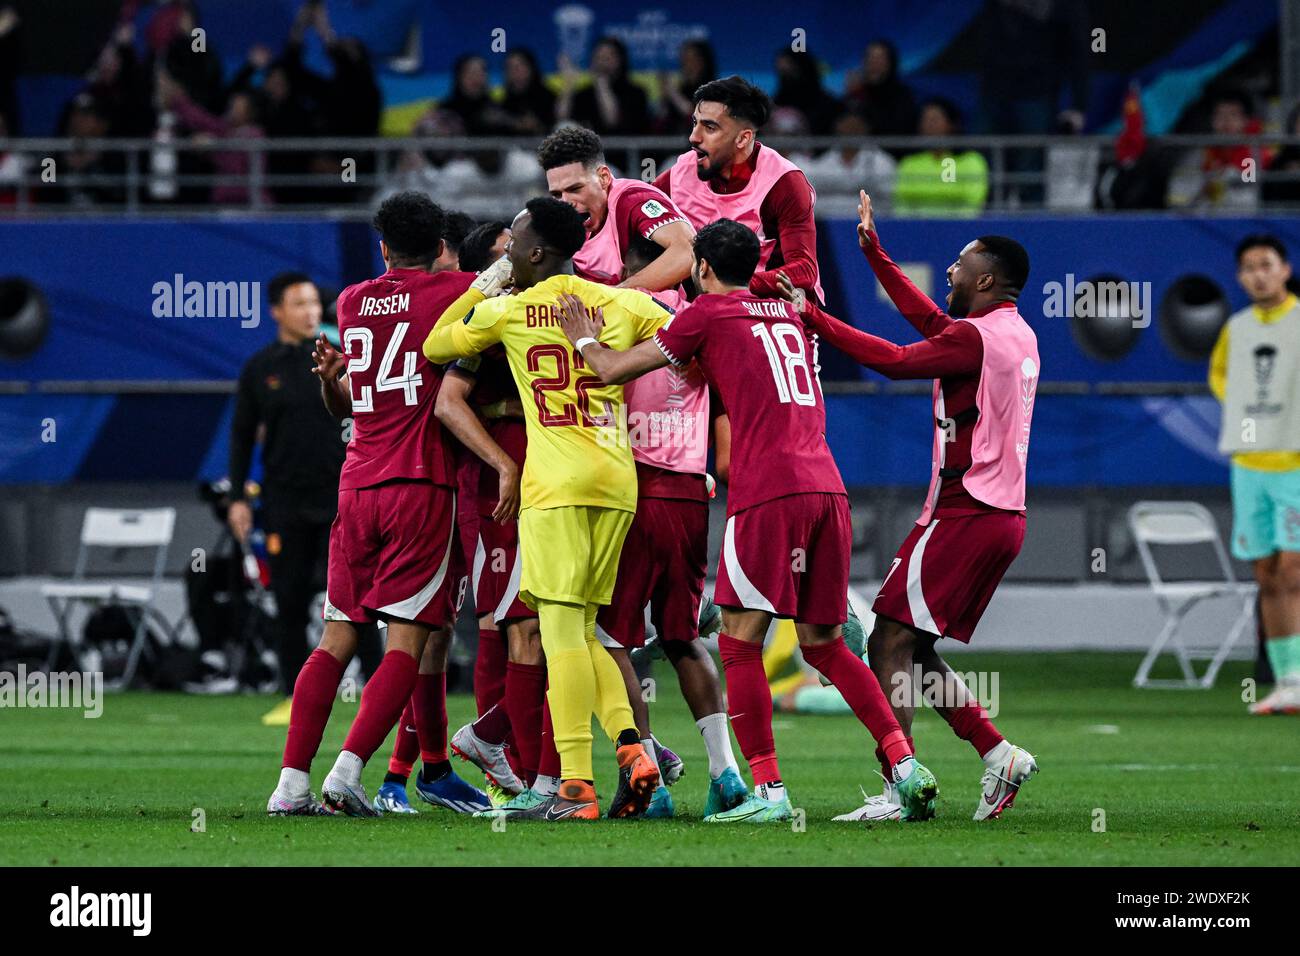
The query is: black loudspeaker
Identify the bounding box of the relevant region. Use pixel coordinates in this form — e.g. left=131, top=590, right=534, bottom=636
left=1069, top=272, right=1143, bottom=361
left=1158, top=274, right=1230, bottom=361
left=0, top=277, right=50, bottom=359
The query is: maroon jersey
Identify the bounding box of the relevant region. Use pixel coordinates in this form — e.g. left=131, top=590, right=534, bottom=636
left=334, top=268, right=474, bottom=491
left=653, top=291, right=845, bottom=514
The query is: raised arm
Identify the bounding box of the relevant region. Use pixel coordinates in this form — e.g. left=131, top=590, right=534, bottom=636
left=803, top=301, right=981, bottom=381
left=856, top=190, right=954, bottom=338
left=556, top=293, right=670, bottom=385
left=435, top=369, right=520, bottom=522
left=423, top=258, right=513, bottom=363
left=618, top=220, right=694, bottom=292
left=311, top=332, right=352, bottom=419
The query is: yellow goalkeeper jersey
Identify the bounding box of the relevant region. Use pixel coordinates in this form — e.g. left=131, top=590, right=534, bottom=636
left=424, top=273, right=670, bottom=512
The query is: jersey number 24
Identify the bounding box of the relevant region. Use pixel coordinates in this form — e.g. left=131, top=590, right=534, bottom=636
left=344, top=323, right=423, bottom=413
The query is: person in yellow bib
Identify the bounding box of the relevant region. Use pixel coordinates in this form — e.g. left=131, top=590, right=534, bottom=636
left=1209, top=233, right=1300, bottom=715
left=423, top=197, right=671, bottom=818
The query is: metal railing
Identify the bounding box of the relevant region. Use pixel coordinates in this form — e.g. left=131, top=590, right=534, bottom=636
left=0, top=378, right=1210, bottom=398
left=2, top=133, right=1299, bottom=218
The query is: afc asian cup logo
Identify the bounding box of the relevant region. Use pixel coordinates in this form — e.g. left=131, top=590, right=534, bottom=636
left=1020, top=356, right=1038, bottom=417
left=1253, top=344, right=1277, bottom=401
left=554, top=4, right=594, bottom=64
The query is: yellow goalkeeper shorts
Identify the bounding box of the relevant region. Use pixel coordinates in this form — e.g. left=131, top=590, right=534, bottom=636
left=518, top=505, right=634, bottom=609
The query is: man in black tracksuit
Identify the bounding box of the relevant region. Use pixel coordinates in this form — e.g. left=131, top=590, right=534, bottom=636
left=228, top=271, right=376, bottom=719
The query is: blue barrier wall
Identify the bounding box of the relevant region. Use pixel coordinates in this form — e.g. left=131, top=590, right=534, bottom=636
left=0, top=215, right=1280, bottom=487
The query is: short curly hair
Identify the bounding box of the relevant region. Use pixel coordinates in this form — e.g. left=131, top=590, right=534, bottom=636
left=372, top=190, right=445, bottom=265
left=524, top=197, right=587, bottom=259
left=537, top=125, right=605, bottom=172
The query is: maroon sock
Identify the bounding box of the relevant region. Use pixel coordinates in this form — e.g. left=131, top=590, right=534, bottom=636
left=945, top=700, right=1004, bottom=758
left=413, top=672, right=448, bottom=764
left=474, top=628, right=507, bottom=716
left=801, top=637, right=911, bottom=771
left=876, top=736, right=917, bottom=782
left=387, top=697, right=419, bottom=777
left=341, top=650, right=418, bottom=764
left=717, top=634, right=780, bottom=785
left=505, top=660, right=546, bottom=785
left=537, top=694, right=561, bottom=779
left=471, top=702, right=512, bottom=745
left=282, top=648, right=344, bottom=772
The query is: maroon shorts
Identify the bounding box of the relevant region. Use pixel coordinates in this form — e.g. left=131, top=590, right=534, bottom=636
left=872, top=511, right=1025, bottom=643
left=597, top=496, right=709, bottom=649
left=455, top=454, right=482, bottom=580
left=714, top=492, right=850, bottom=626
left=325, top=480, right=459, bottom=627
left=472, top=511, right=533, bottom=623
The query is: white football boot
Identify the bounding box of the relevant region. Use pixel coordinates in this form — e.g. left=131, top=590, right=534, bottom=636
left=322, top=751, right=379, bottom=817
left=1248, top=679, right=1300, bottom=715
left=449, top=722, right=524, bottom=794
left=833, top=780, right=902, bottom=822
left=973, top=741, right=1038, bottom=821
left=267, top=767, right=333, bottom=816
left=266, top=790, right=333, bottom=816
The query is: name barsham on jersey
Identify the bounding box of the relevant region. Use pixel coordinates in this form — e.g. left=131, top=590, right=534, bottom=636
left=358, top=292, right=411, bottom=316
left=525, top=304, right=562, bottom=328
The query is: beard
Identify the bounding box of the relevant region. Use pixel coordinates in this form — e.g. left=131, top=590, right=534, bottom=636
left=947, top=288, right=969, bottom=317
left=693, top=148, right=726, bottom=182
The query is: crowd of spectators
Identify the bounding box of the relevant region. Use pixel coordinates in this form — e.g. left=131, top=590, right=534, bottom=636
left=2, top=0, right=383, bottom=207
left=0, top=0, right=1294, bottom=214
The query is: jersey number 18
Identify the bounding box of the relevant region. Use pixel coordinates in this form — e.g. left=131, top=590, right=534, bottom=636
left=752, top=322, right=816, bottom=406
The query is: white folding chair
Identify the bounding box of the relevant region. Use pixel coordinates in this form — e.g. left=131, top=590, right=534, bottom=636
left=40, top=507, right=177, bottom=688
left=1128, top=501, right=1256, bottom=689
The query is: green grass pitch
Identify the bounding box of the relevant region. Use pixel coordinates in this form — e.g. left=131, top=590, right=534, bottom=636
left=1, top=651, right=1296, bottom=866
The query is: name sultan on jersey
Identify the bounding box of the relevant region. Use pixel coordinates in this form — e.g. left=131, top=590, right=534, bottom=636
left=358, top=293, right=411, bottom=316
left=741, top=300, right=790, bottom=318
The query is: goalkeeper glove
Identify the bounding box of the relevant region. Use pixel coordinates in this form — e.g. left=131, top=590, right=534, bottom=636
left=472, top=255, right=513, bottom=298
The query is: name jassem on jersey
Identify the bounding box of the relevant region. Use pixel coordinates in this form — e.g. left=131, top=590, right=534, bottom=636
left=358, top=293, right=411, bottom=316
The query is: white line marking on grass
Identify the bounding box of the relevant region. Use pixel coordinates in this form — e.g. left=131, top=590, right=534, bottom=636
left=1113, top=763, right=1300, bottom=773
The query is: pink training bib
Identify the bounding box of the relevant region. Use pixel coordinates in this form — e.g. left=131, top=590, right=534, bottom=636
left=624, top=287, right=710, bottom=475
left=667, top=144, right=824, bottom=303
left=573, top=178, right=675, bottom=285
left=918, top=304, right=1039, bottom=524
